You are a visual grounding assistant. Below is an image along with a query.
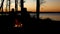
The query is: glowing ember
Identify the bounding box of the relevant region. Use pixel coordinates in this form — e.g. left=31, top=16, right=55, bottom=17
left=14, top=19, right=23, bottom=28
left=14, top=24, right=23, bottom=27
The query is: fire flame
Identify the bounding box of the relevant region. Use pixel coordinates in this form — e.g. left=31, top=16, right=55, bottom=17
left=14, top=19, right=23, bottom=28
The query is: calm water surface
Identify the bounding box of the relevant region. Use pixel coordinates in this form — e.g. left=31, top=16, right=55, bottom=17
left=40, top=13, right=60, bottom=21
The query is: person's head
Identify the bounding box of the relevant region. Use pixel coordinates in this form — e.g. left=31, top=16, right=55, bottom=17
left=11, top=8, right=14, bottom=12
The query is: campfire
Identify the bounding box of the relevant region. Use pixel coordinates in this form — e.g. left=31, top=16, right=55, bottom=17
left=14, top=19, right=23, bottom=28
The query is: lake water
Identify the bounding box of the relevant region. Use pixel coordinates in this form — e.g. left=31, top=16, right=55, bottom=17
left=40, top=13, right=60, bottom=21
left=0, top=13, right=60, bottom=21
left=0, top=13, right=37, bottom=18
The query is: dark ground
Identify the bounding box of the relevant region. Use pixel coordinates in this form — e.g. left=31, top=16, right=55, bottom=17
left=0, top=12, right=60, bottom=33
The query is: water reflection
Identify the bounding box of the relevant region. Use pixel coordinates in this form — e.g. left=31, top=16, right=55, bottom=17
left=0, top=13, right=37, bottom=18
left=40, top=13, right=60, bottom=21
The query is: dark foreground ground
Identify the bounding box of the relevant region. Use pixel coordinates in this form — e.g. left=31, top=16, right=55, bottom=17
left=0, top=14, right=60, bottom=33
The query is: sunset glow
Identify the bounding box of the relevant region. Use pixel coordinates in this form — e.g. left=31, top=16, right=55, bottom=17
left=1, top=0, right=60, bottom=12
left=40, top=0, right=60, bottom=12
left=0, top=0, right=36, bottom=12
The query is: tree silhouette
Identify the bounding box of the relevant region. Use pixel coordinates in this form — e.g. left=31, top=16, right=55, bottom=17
left=40, top=0, right=45, bottom=5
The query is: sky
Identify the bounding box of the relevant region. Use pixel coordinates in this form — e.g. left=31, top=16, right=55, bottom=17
left=40, top=0, right=60, bottom=12
left=0, top=0, right=60, bottom=12
left=0, top=0, right=36, bottom=12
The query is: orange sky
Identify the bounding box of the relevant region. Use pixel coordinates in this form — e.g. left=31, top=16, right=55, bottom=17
left=40, top=0, right=60, bottom=12
left=0, top=0, right=36, bottom=12
left=1, top=0, right=60, bottom=12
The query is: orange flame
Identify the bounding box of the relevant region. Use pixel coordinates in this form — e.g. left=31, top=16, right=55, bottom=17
left=14, top=19, right=23, bottom=28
